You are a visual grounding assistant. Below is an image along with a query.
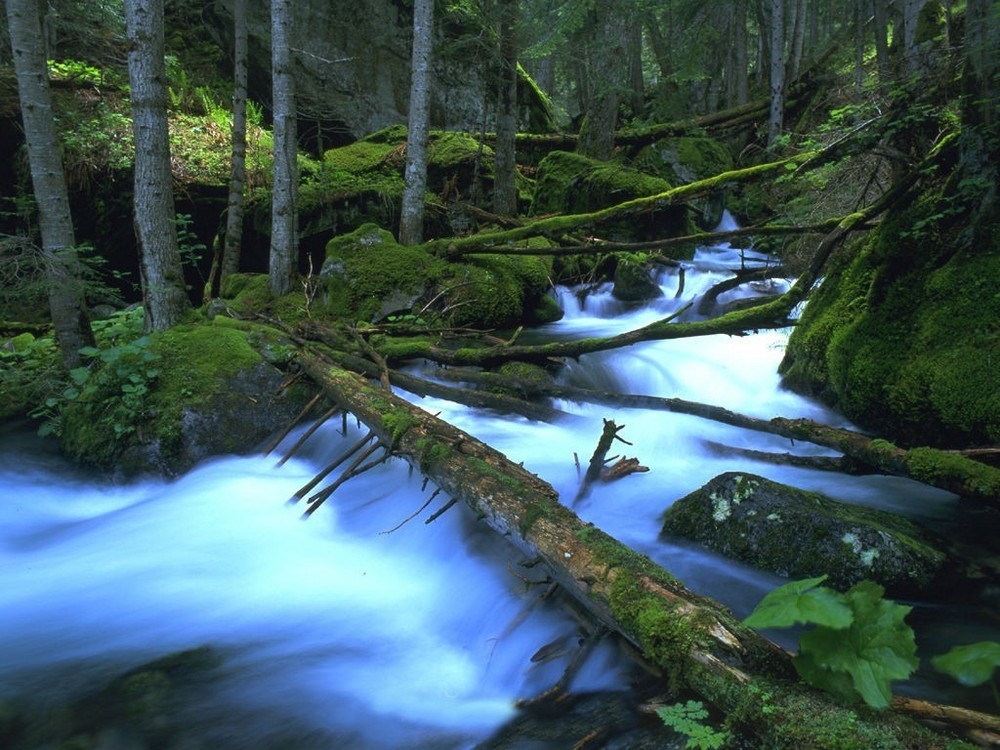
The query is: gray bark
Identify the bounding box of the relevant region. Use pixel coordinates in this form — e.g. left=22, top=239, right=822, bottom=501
left=492, top=0, right=518, bottom=217
left=5, top=0, right=93, bottom=367
left=902, top=0, right=928, bottom=74
left=872, top=0, right=891, bottom=85
left=269, top=0, right=298, bottom=295
left=221, top=0, right=248, bottom=284
left=768, top=0, right=785, bottom=145
left=125, top=0, right=189, bottom=332
left=399, top=0, right=434, bottom=245
left=577, top=6, right=631, bottom=159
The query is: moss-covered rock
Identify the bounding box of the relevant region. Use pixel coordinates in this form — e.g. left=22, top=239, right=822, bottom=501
left=61, top=319, right=313, bottom=475
left=660, top=473, right=948, bottom=596
left=300, top=127, right=519, bottom=239
left=319, top=223, right=559, bottom=328
left=779, top=191, right=1000, bottom=447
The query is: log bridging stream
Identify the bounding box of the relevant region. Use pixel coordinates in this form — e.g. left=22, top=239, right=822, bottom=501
left=296, top=350, right=1000, bottom=749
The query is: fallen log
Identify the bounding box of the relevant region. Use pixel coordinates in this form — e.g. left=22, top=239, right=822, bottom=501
left=296, top=348, right=991, bottom=749
left=426, top=370, right=1000, bottom=508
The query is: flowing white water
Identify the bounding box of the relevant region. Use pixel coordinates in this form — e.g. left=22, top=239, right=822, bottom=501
left=2, top=217, right=998, bottom=746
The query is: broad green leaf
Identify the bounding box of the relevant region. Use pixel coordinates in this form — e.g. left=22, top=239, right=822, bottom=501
left=932, top=641, right=1000, bottom=687
left=798, top=581, right=917, bottom=708
left=744, top=576, right=853, bottom=630
left=79, top=346, right=101, bottom=358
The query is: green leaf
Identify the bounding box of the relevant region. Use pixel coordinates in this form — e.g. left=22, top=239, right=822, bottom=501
left=744, top=575, right=853, bottom=630
left=69, top=367, right=91, bottom=386
left=932, top=642, right=1000, bottom=687
left=79, top=346, right=101, bottom=358
left=797, top=581, right=917, bottom=708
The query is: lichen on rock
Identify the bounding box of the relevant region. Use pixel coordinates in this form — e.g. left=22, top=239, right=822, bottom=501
left=660, top=472, right=948, bottom=595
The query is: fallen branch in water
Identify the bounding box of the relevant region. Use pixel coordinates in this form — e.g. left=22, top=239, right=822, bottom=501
left=296, top=347, right=997, bottom=748
left=427, top=369, right=1000, bottom=508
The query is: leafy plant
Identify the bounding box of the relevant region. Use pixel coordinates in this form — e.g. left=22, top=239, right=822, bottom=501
left=744, top=576, right=918, bottom=708
left=656, top=700, right=730, bottom=750
left=932, top=641, right=1000, bottom=706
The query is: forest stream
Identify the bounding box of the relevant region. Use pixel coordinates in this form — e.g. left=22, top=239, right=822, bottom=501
left=2, top=218, right=998, bottom=749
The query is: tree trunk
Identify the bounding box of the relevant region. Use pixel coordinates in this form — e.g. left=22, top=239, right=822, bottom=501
left=492, top=0, right=518, bottom=217
left=269, top=0, right=298, bottom=295
left=577, top=5, right=631, bottom=160
left=872, top=0, right=892, bottom=85
left=220, top=0, right=248, bottom=286
left=124, top=0, right=189, bottom=333
left=902, top=0, right=928, bottom=74
left=399, top=0, right=434, bottom=245
left=768, top=0, right=785, bottom=145
left=294, top=351, right=991, bottom=749
left=5, top=0, right=93, bottom=367
left=733, top=1, right=750, bottom=107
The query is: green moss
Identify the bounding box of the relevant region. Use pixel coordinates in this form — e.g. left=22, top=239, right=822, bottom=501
left=781, top=188, right=1000, bottom=447
left=519, top=501, right=553, bottom=534
left=415, top=437, right=451, bottom=471
left=632, top=136, right=734, bottom=185
left=906, top=447, right=1000, bottom=497
left=383, top=408, right=420, bottom=445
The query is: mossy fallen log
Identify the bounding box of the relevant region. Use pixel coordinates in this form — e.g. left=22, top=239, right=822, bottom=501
left=427, top=369, right=1000, bottom=508
left=296, top=349, right=984, bottom=749
left=423, top=152, right=821, bottom=257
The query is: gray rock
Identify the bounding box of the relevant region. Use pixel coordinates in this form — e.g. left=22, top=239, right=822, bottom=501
left=660, top=472, right=948, bottom=595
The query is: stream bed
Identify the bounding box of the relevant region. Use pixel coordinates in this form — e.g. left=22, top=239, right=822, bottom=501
left=2, top=226, right=998, bottom=748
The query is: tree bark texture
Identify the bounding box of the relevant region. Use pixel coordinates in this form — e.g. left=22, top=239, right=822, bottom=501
left=221, top=0, right=248, bottom=284
left=577, top=5, right=631, bottom=160
left=295, top=351, right=985, bottom=749
left=124, top=0, right=189, bottom=333
left=399, top=0, right=434, bottom=245
left=492, top=0, right=518, bottom=217
left=269, top=0, right=298, bottom=295
left=768, top=0, right=786, bottom=145
left=5, top=0, right=93, bottom=367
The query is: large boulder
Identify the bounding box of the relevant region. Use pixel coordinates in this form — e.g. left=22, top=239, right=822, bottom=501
left=660, top=472, right=948, bottom=596
left=320, top=223, right=560, bottom=329
left=531, top=151, right=693, bottom=243
left=61, top=318, right=314, bottom=476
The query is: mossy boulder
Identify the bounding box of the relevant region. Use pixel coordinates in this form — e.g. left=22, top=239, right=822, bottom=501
left=531, top=151, right=692, bottom=242
left=660, top=472, right=948, bottom=596
left=320, top=223, right=559, bottom=328
left=300, top=127, right=522, bottom=238
left=779, top=191, right=1000, bottom=447
left=631, top=136, right=734, bottom=229
left=631, top=136, right=733, bottom=185
left=61, top=320, right=313, bottom=475
left=612, top=258, right=665, bottom=302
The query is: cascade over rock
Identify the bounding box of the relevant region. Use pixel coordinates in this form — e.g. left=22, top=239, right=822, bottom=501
left=660, top=472, right=948, bottom=596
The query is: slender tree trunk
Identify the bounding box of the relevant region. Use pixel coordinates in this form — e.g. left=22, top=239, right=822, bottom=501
left=124, top=0, right=189, bottom=333
left=854, top=0, right=865, bottom=94
left=790, top=0, right=807, bottom=78
left=5, top=0, right=94, bottom=368
left=492, top=0, right=518, bottom=217
left=768, top=0, right=785, bottom=145
left=221, top=0, right=248, bottom=285
left=642, top=10, right=672, bottom=82
left=626, top=15, right=644, bottom=115
left=399, top=0, right=434, bottom=245
left=872, top=0, right=891, bottom=85
left=269, top=0, right=298, bottom=295
left=735, top=2, right=749, bottom=106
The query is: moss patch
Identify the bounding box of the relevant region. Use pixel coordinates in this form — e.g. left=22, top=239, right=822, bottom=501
left=780, top=190, right=1000, bottom=447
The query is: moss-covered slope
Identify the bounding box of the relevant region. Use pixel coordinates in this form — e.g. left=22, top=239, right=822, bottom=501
left=780, top=191, right=1000, bottom=448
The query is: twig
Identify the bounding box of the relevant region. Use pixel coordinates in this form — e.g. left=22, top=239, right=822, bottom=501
left=303, top=441, right=387, bottom=516
left=425, top=497, right=459, bottom=523
left=287, top=429, right=375, bottom=503
left=277, top=405, right=340, bottom=466
left=380, top=488, right=441, bottom=534
left=263, top=392, right=322, bottom=456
